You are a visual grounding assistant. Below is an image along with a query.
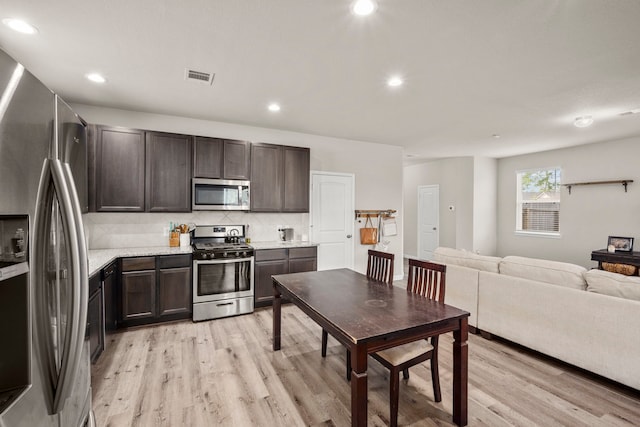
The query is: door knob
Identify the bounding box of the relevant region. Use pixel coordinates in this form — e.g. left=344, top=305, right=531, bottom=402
left=432, top=227, right=437, bottom=231
left=346, top=234, right=352, bottom=238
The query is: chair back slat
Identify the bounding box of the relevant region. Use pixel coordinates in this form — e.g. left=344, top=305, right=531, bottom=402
left=366, top=250, right=394, bottom=284
left=406, top=259, right=446, bottom=302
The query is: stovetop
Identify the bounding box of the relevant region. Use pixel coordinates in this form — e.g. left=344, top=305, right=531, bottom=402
left=191, top=224, right=254, bottom=260
left=193, top=242, right=252, bottom=251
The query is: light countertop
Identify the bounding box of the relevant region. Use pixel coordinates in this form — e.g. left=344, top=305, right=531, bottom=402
left=88, top=246, right=192, bottom=277
left=88, top=241, right=317, bottom=276
left=250, top=241, right=318, bottom=250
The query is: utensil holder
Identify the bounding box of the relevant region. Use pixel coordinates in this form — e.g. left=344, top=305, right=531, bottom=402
left=169, top=231, right=180, bottom=247
left=180, top=233, right=190, bottom=247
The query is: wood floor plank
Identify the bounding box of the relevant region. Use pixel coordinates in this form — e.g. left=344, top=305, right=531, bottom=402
left=92, top=305, right=640, bottom=426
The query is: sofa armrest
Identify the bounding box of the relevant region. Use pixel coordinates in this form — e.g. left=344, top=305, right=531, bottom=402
left=443, top=264, right=479, bottom=328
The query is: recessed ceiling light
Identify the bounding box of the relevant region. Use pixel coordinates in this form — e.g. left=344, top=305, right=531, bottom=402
left=573, top=115, right=593, bottom=128
left=352, top=0, right=377, bottom=16
left=387, top=76, right=403, bottom=87
left=268, top=103, right=281, bottom=112
left=2, top=18, right=38, bottom=34
left=492, top=134, right=501, bottom=139
left=86, top=73, right=107, bottom=84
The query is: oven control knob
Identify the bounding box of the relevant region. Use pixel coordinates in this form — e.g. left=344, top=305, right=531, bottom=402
left=235, top=251, right=240, bottom=257
left=209, top=253, right=215, bottom=259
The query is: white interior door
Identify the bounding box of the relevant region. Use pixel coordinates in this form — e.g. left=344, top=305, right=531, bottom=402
left=418, top=185, right=439, bottom=260
left=311, top=172, right=354, bottom=270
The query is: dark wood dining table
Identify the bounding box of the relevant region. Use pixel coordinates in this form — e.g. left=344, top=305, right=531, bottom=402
left=272, top=268, right=470, bottom=427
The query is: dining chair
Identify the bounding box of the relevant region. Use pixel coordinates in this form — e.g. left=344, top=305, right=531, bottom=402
left=371, top=258, right=446, bottom=427
left=321, top=250, right=395, bottom=379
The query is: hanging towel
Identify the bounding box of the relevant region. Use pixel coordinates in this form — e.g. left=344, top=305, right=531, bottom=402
left=382, top=216, right=397, bottom=236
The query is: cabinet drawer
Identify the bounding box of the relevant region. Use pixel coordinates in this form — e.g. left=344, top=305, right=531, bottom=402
left=289, top=246, right=317, bottom=259
left=158, top=254, right=192, bottom=269
left=102, top=261, right=117, bottom=278
left=121, top=256, right=156, bottom=271
left=255, top=249, right=288, bottom=262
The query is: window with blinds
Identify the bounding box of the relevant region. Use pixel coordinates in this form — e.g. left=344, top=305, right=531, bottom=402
left=516, top=168, right=561, bottom=234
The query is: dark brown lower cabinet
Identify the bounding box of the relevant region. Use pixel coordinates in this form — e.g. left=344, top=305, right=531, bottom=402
left=158, top=256, right=192, bottom=318
left=255, top=250, right=289, bottom=307
left=88, top=273, right=105, bottom=364
left=102, top=261, right=118, bottom=332
left=119, top=254, right=191, bottom=327
left=254, top=246, right=317, bottom=307
left=288, top=247, right=318, bottom=273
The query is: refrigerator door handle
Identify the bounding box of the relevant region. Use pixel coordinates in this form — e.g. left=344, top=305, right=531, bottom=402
left=33, top=158, right=88, bottom=415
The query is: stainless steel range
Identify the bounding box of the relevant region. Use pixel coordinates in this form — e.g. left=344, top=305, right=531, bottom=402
left=192, top=225, right=254, bottom=321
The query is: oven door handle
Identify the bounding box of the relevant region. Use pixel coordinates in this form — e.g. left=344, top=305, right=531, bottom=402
left=193, top=257, right=254, bottom=265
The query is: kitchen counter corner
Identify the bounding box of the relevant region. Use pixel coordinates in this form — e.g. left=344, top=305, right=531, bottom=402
left=88, top=246, right=192, bottom=277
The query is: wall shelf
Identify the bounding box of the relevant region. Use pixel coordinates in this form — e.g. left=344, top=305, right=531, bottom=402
left=564, top=180, right=633, bottom=195
left=354, top=209, right=396, bottom=220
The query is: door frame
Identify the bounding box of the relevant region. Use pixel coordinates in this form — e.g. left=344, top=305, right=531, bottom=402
left=417, top=184, right=440, bottom=260
left=310, top=171, right=355, bottom=270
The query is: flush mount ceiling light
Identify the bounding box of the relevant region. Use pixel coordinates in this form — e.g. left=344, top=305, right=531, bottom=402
left=573, top=115, right=594, bottom=128
left=387, top=76, right=403, bottom=87
left=620, top=108, right=640, bottom=116
left=2, top=18, right=38, bottom=34
left=352, top=0, right=377, bottom=16
left=85, top=73, right=107, bottom=84
left=268, top=103, right=281, bottom=112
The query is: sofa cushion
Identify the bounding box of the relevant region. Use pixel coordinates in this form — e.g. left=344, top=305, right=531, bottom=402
left=434, top=247, right=501, bottom=273
left=584, top=269, right=640, bottom=301
left=499, top=256, right=587, bottom=290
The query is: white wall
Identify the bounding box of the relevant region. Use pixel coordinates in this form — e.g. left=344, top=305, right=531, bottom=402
left=473, top=157, right=497, bottom=255
left=497, top=136, right=640, bottom=268
left=73, top=104, right=404, bottom=277
left=403, top=157, right=475, bottom=257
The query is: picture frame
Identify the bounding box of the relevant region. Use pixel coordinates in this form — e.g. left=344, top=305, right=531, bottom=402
left=607, top=236, right=634, bottom=252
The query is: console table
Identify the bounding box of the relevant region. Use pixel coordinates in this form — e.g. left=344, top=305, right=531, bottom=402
left=591, top=249, right=640, bottom=273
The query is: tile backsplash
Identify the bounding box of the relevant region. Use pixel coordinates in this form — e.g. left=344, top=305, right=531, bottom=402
left=83, top=212, right=309, bottom=249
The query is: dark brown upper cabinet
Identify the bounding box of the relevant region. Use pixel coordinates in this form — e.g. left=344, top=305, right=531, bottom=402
left=251, top=143, right=283, bottom=212
left=94, top=126, right=146, bottom=212
left=193, top=137, right=250, bottom=180
left=251, top=143, right=309, bottom=212
left=145, top=131, right=192, bottom=212
left=283, top=146, right=310, bottom=212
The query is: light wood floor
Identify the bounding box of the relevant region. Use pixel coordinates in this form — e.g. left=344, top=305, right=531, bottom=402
left=92, top=305, right=640, bottom=426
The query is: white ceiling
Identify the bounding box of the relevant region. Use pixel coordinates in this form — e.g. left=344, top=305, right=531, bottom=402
left=1, top=0, right=640, bottom=161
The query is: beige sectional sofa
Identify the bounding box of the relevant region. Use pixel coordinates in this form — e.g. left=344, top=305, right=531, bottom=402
left=434, top=247, right=640, bottom=390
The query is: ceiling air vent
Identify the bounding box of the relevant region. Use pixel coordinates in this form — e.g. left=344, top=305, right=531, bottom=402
left=185, top=69, right=214, bottom=85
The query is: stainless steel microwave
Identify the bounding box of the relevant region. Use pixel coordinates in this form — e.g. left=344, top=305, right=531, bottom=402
left=192, top=178, right=250, bottom=211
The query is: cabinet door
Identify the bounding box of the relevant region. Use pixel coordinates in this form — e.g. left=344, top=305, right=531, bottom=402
left=102, top=262, right=117, bottom=332
left=283, top=146, right=310, bottom=212
left=224, top=140, right=251, bottom=180
left=254, top=259, right=288, bottom=307
left=251, top=143, right=283, bottom=212
left=121, top=270, right=156, bottom=321
left=158, top=266, right=192, bottom=318
left=95, top=126, right=145, bottom=212
left=88, top=287, right=104, bottom=364
left=146, top=132, right=192, bottom=212
left=193, top=136, right=223, bottom=178
left=289, top=257, right=317, bottom=273
left=288, top=247, right=317, bottom=273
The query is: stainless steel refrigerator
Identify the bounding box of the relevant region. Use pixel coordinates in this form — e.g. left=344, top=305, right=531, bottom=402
left=0, top=47, right=94, bottom=427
